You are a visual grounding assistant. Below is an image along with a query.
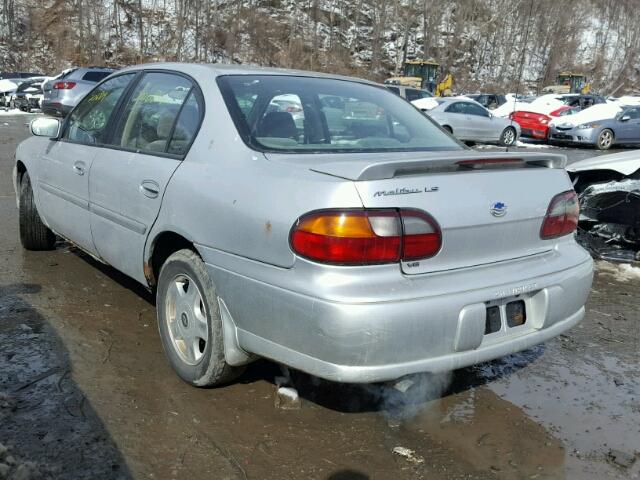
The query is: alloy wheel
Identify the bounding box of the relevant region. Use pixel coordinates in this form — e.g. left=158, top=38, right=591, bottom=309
left=164, top=274, right=209, bottom=365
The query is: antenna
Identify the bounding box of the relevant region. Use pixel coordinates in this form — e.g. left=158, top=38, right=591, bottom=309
left=508, top=0, right=535, bottom=152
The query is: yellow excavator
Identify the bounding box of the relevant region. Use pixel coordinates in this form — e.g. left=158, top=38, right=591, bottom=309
left=542, top=72, right=591, bottom=94
left=385, top=60, right=454, bottom=96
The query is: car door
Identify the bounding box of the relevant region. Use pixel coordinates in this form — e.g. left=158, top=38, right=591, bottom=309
left=37, top=73, right=136, bottom=254
left=443, top=102, right=471, bottom=139
left=616, top=107, right=640, bottom=143
left=89, top=71, right=202, bottom=284
left=460, top=102, right=493, bottom=140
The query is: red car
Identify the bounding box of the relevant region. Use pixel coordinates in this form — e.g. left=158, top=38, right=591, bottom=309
left=511, top=106, right=579, bottom=140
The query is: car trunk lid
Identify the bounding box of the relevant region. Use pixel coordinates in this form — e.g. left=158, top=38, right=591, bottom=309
left=268, top=151, right=571, bottom=274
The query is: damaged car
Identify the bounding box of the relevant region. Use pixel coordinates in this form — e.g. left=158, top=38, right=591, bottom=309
left=549, top=105, right=640, bottom=150
left=568, top=150, right=640, bottom=262
left=14, top=64, right=593, bottom=386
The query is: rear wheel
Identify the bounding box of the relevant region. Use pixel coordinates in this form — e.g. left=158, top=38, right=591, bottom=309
left=596, top=129, right=614, bottom=150
left=19, top=172, right=56, bottom=250
left=156, top=249, right=244, bottom=387
left=499, top=127, right=517, bottom=146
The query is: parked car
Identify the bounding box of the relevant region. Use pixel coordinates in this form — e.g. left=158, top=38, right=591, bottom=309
left=511, top=105, right=579, bottom=140
left=0, top=78, right=24, bottom=108
left=466, top=93, right=507, bottom=109
left=548, top=105, right=640, bottom=149
left=42, top=66, right=115, bottom=117
left=11, top=77, right=48, bottom=112
left=14, top=63, right=593, bottom=386
left=426, top=98, right=521, bottom=146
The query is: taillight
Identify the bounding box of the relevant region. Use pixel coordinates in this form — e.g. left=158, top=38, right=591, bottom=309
left=400, top=210, right=441, bottom=260
left=540, top=191, right=579, bottom=239
left=53, top=81, right=76, bottom=89
left=290, top=209, right=441, bottom=265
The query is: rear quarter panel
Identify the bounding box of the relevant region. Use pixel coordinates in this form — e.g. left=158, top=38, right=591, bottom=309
left=147, top=72, right=363, bottom=269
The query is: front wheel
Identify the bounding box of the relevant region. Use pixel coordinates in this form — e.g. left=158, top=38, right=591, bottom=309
left=596, top=129, right=614, bottom=150
left=156, top=249, right=244, bottom=387
left=19, top=172, right=56, bottom=250
left=499, top=127, right=517, bottom=146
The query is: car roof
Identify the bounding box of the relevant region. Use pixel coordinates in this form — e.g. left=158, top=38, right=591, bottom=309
left=118, top=62, right=379, bottom=86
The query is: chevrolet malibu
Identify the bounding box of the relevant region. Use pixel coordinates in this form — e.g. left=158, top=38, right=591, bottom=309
left=14, top=63, right=593, bottom=386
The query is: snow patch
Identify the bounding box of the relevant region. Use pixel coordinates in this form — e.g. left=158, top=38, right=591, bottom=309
left=0, top=109, right=38, bottom=116
left=596, top=261, right=640, bottom=282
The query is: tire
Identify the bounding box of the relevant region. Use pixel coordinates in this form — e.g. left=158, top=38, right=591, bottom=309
left=596, top=129, right=614, bottom=150
left=19, top=172, right=56, bottom=250
left=443, top=125, right=453, bottom=134
left=499, top=127, right=517, bottom=146
left=156, top=249, right=244, bottom=387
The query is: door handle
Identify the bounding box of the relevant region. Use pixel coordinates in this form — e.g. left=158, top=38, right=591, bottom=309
left=73, top=161, right=85, bottom=176
left=140, top=180, right=160, bottom=198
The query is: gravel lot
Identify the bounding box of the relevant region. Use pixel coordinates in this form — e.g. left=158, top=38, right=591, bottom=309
left=0, top=115, right=638, bottom=479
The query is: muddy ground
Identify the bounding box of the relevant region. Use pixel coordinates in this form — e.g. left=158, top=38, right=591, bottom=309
left=0, top=115, right=638, bottom=480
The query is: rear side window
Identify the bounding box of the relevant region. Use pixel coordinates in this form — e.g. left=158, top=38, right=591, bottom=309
left=405, top=89, right=430, bottom=102
left=64, top=73, right=135, bottom=145
left=386, top=86, right=400, bottom=95
left=82, top=71, right=112, bottom=83
left=465, top=102, right=489, bottom=117
left=217, top=75, right=461, bottom=153
left=167, top=92, right=202, bottom=155
left=112, top=72, right=194, bottom=155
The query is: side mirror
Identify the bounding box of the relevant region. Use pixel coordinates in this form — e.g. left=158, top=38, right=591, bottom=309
left=30, top=117, right=60, bottom=138
left=620, top=115, right=631, bottom=122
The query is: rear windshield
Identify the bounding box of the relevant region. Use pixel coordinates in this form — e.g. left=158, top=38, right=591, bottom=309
left=217, top=75, right=461, bottom=153
left=82, top=71, right=112, bottom=82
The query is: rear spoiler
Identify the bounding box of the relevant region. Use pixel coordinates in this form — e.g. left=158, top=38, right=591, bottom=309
left=309, top=152, right=568, bottom=181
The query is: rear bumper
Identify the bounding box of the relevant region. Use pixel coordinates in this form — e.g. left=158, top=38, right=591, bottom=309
left=202, top=244, right=594, bottom=383
left=41, top=100, right=72, bottom=117
left=520, top=126, right=548, bottom=140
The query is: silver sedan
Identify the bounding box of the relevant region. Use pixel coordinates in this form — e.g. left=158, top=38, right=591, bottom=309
left=426, top=98, right=521, bottom=146
left=14, top=64, right=592, bottom=386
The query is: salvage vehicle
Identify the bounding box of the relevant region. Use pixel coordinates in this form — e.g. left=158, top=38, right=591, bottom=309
left=568, top=151, right=640, bottom=262
left=11, top=77, right=47, bottom=112
left=42, top=66, right=115, bottom=117
left=549, top=105, right=640, bottom=150
left=426, top=98, right=521, bottom=146
left=511, top=106, right=579, bottom=141
left=14, top=64, right=593, bottom=386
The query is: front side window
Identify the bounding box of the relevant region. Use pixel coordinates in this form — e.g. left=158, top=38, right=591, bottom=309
left=217, top=75, right=461, bottom=153
left=64, top=73, right=135, bottom=145
left=624, top=107, right=640, bottom=119
left=112, top=72, right=193, bottom=154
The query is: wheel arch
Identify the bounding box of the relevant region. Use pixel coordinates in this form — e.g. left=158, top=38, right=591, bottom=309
left=145, top=230, right=201, bottom=288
